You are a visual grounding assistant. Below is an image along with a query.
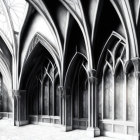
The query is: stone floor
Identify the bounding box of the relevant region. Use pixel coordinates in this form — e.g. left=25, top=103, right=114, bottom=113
left=0, top=119, right=120, bottom=140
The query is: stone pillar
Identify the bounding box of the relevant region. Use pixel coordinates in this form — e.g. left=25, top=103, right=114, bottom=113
left=58, top=86, right=64, bottom=125
left=65, top=87, right=72, bottom=131
left=58, top=86, right=72, bottom=131
left=87, top=69, right=100, bottom=137
left=52, top=80, right=55, bottom=123
left=132, top=58, right=140, bottom=139
left=12, top=90, right=28, bottom=126
left=40, top=82, right=43, bottom=116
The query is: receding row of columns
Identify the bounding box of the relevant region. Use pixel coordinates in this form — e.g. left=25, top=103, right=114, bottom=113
left=11, top=58, right=140, bottom=138
left=12, top=68, right=100, bottom=137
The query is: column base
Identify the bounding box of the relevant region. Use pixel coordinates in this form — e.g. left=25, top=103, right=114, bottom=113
left=15, top=121, right=20, bottom=127
left=15, top=120, right=29, bottom=126
left=61, top=125, right=72, bottom=132
left=86, top=127, right=100, bottom=137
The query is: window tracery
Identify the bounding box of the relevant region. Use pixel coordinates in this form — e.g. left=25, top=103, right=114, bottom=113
left=98, top=32, right=137, bottom=136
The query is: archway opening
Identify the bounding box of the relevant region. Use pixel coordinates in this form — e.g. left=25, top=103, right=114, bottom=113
left=64, top=53, right=88, bottom=130
left=72, top=64, right=88, bottom=130
left=21, top=43, right=61, bottom=125
left=0, top=73, right=12, bottom=119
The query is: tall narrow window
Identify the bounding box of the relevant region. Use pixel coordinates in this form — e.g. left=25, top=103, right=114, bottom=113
left=72, top=64, right=88, bottom=130
left=115, top=64, right=124, bottom=120
left=49, top=81, right=53, bottom=116
left=49, top=68, right=53, bottom=116
left=43, top=78, right=49, bottom=115
left=73, top=72, right=79, bottom=118
left=32, top=88, right=38, bottom=115
left=127, top=65, right=135, bottom=121
left=79, top=68, right=88, bottom=119
left=104, top=66, right=113, bottom=119
left=54, top=76, right=60, bottom=116
left=30, top=78, right=38, bottom=115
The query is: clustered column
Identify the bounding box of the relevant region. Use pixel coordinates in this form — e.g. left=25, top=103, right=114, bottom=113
left=13, top=90, right=28, bottom=126
left=58, top=85, right=72, bottom=131
left=87, top=69, right=100, bottom=137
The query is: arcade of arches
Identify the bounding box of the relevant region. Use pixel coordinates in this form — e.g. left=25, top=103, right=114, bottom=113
left=1, top=0, right=140, bottom=140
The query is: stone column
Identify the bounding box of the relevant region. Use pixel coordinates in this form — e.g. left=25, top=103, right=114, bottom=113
left=58, top=86, right=64, bottom=125
left=87, top=69, right=100, bottom=137
left=40, top=82, right=43, bottom=116
left=52, top=80, right=55, bottom=123
left=12, top=90, right=28, bottom=126
left=65, top=86, right=72, bottom=131
left=58, top=86, right=72, bottom=131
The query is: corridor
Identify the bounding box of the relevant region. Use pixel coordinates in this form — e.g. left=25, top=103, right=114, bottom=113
left=0, top=119, right=119, bottom=140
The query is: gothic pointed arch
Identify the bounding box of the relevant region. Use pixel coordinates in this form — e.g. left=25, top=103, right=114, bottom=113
left=60, top=0, right=94, bottom=69
left=0, top=56, right=12, bottom=119
left=97, top=31, right=131, bottom=137
left=63, top=18, right=88, bottom=77
left=18, top=35, right=61, bottom=125
left=27, top=0, right=63, bottom=58
left=19, top=33, right=61, bottom=88
left=64, top=52, right=88, bottom=130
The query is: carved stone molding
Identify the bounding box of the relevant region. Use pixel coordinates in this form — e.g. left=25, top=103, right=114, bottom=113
left=134, top=71, right=140, bottom=78
left=58, top=86, right=65, bottom=98
left=124, top=60, right=131, bottom=74
left=12, top=90, right=26, bottom=98
left=88, top=69, right=97, bottom=83
left=88, top=69, right=96, bottom=77
left=132, top=58, right=140, bottom=71
left=26, top=34, right=40, bottom=62
left=58, top=86, right=64, bottom=92
left=58, top=86, right=71, bottom=98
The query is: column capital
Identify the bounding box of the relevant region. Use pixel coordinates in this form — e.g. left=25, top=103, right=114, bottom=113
left=88, top=69, right=97, bottom=83
left=58, top=86, right=71, bottom=98
left=58, top=86, right=64, bottom=92
left=130, top=58, right=140, bottom=78
left=134, top=71, right=140, bottom=79
left=58, top=86, right=65, bottom=98
left=88, top=69, right=96, bottom=77
left=124, top=58, right=140, bottom=77
left=131, top=58, right=140, bottom=71
left=12, top=90, right=26, bottom=98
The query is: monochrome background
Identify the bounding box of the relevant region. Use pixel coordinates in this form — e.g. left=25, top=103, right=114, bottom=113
left=0, top=0, right=140, bottom=140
